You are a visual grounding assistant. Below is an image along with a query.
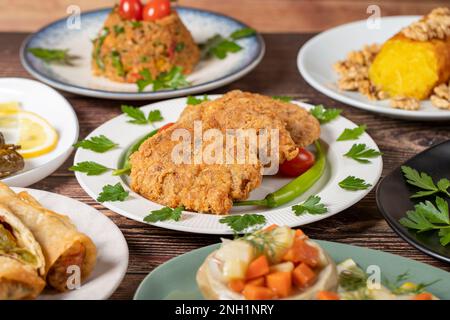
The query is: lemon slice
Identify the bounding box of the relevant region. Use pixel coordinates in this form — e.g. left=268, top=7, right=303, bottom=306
left=17, top=111, right=58, bottom=158
left=0, top=101, right=19, bottom=129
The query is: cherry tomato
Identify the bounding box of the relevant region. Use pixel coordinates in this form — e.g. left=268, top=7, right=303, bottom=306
left=158, top=122, right=174, bottom=133
left=279, top=148, right=315, bottom=177
left=119, top=0, right=143, bottom=20
left=142, top=0, right=171, bottom=21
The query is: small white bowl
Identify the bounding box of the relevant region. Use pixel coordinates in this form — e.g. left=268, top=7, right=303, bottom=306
left=0, top=78, right=79, bottom=187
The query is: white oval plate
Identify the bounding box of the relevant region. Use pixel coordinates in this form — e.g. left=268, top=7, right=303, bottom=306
left=298, top=16, right=450, bottom=121
left=74, top=95, right=382, bottom=235
left=0, top=78, right=79, bottom=187
left=20, top=7, right=265, bottom=100
left=11, top=187, right=128, bottom=300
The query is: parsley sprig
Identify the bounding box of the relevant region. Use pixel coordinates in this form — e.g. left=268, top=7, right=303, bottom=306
left=144, top=206, right=184, bottom=223
left=401, top=166, right=450, bottom=198
left=201, top=27, right=256, bottom=59
left=272, top=96, right=293, bottom=102
left=187, top=95, right=210, bottom=105
left=339, top=176, right=372, bottom=191
left=344, top=143, right=382, bottom=164
left=73, top=135, right=118, bottom=153
left=137, top=66, right=190, bottom=92
left=310, top=105, right=342, bottom=124
left=337, top=125, right=367, bottom=141
left=292, top=195, right=327, bottom=215
left=121, top=105, right=163, bottom=125
left=219, top=214, right=266, bottom=233
left=69, top=161, right=110, bottom=176
left=400, top=196, right=450, bottom=246
left=28, top=47, right=79, bottom=66
left=97, top=183, right=129, bottom=202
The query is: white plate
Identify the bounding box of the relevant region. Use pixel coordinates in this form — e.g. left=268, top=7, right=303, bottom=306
left=11, top=187, right=129, bottom=300
left=74, top=95, right=382, bottom=235
left=298, top=16, right=450, bottom=121
left=20, top=7, right=265, bottom=100
left=0, top=78, right=79, bottom=187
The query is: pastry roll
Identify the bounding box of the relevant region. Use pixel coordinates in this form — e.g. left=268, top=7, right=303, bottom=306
left=0, top=183, right=96, bottom=292
left=0, top=205, right=46, bottom=299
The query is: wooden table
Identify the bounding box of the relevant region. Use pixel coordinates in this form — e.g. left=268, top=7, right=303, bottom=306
left=1, top=33, right=449, bottom=299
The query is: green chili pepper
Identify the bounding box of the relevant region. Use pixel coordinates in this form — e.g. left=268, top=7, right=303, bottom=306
left=234, top=140, right=326, bottom=208
left=112, top=129, right=159, bottom=176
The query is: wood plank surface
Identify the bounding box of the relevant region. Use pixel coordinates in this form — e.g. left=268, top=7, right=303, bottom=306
left=0, top=32, right=449, bottom=300
left=0, top=0, right=448, bottom=32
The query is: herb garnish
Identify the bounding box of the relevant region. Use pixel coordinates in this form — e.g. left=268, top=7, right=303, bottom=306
left=73, top=135, right=118, bottom=153
left=339, top=176, right=372, bottom=191
left=114, top=25, right=125, bottom=35
left=136, top=66, right=190, bottom=92
left=97, top=183, right=129, bottom=202
left=201, top=27, right=256, bottom=59
left=111, top=51, right=125, bottom=77
left=93, top=27, right=110, bottom=70
left=310, top=105, right=342, bottom=124
left=28, top=48, right=79, bottom=66
left=69, top=161, right=110, bottom=176
left=399, top=196, right=450, bottom=246
left=121, top=105, right=163, bottom=125
left=337, top=125, right=367, bottom=141
left=272, top=96, right=293, bottom=102
left=384, top=270, right=440, bottom=294
left=187, top=95, right=210, bottom=105
left=401, top=166, right=450, bottom=198
left=219, top=214, right=266, bottom=233
left=144, top=206, right=184, bottom=223
left=344, top=143, right=382, bottom=164
left=175, top=43, right=185, bottom=52
left=131, top=21, right=142, bottom=28
left=292, top=195, right=327, bottom=215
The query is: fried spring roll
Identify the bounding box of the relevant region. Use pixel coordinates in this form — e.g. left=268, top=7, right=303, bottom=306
left=0, top=205, right=46, bottom=299
left=0, top=183, right=96, bottom=292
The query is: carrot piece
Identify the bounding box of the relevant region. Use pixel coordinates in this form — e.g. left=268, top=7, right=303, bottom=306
left=293, top=263, right=316, bottom=287
left=295, top=229, right=306, bottom=238
left=242, top=285, right=275, bottom=300
left=228, top=279, right=245, bottom=293
left=412, top=293, right=433, bottom=300
left=283, top=238, right=319, bottom=267
left=316, top=291, right=340, bottom=300
left=247, top=277, right=265, bottom=287
left=266, top=272, right=292, bottom=298
left=264, top=224, right=278, bottom=232
left=246, top=255, right=270, bottom=280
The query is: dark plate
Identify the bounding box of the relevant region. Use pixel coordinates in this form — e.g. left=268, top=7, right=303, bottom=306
left=376, top=140, right=450, bottom=263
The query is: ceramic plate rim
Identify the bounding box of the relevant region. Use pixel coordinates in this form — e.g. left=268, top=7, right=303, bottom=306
left=73, top=95, right=383, bottom=235
left=19, top=7, right=266, bottom=100
left=0, top=77, right=79, bottom=187
left=297, top=15, right=450, bottom=121
left=376, top=140, right=450, bottom=263
left=11, top=187, right=129, bottom=300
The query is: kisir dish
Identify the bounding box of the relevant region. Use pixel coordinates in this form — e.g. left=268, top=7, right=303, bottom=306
left=0, top=183, right=97, bottom=299
left=129, top=90, right=320, bottom=215
left=92, top=3, right=200, bottom=83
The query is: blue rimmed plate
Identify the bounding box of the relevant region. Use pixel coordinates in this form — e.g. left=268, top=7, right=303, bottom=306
left=20, top=7, right=265, bottom=100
